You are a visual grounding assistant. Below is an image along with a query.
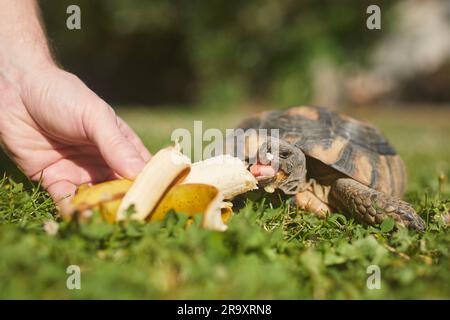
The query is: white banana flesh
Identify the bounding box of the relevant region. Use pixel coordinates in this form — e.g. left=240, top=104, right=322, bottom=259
left=182, top=155, right=258, bottom=199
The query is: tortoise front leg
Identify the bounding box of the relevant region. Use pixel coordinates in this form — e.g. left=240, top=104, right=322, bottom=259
left=295, top=190, right=331, bottom=219
left=330, top=178, right=425, bottom=231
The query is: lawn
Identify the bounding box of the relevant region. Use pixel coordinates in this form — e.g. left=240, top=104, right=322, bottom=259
left=0, top=105, right=449, bottom=299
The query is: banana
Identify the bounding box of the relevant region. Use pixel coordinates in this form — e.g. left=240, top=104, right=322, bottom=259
left=220, top=202, right=233, bottom=224
left=182, top=154, right=258, bottom=199
left=72, top=149, right=256, bottom=232
left=99, top=199, right=121, bottom=223
left=149, top=183, right=220, bottom=221
left=200, top=190, right=228, bottom=232
left=72, top=179, right=132, bottom=211
left=116, top=147, right=191, bottom=221
left=149, top=183, right=228, bottom=231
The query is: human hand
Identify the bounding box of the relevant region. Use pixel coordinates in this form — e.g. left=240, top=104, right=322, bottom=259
left=0, top=0, right=150, bottom=214
left=0, top=65, right=151, bottom=213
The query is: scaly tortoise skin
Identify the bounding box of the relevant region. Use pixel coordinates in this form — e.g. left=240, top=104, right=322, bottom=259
left=233, top=105, right=425, bottom=231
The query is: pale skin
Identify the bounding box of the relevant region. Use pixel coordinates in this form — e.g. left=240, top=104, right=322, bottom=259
left=0, top=0, right=151, bottom=213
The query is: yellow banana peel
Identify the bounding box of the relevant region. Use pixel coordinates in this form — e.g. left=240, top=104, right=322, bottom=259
left=72, top=179, right=132, bottom=211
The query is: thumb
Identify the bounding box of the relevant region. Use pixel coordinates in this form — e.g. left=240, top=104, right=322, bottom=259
left=85, top=105, right=147, bottom=179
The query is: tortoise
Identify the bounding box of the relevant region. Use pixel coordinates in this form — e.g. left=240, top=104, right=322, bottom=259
left=226, top=105, right=425, bottom=231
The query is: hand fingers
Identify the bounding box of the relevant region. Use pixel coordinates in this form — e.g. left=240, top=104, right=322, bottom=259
left=117, top=117, right=151, bottom=162
left=45, top=180, right=77, bottom=217
left=85, top=105, right=146, bottom=179
left=33, top=157, right=117, bottom=186
left=39, top=160, right=117, bottom=216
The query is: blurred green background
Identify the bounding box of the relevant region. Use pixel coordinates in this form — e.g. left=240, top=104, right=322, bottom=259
left=37, top=0, right=450, bottom=107
left=38, top=0, right=424, bottom=107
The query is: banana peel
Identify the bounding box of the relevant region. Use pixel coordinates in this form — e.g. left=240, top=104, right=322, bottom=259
left=150, top=183, right=228, bottom=231
left=99, top=199, right=121, bottom=224
left=150, top=184, right=219, bottom=221
left=72, top=179, right=132, bottom=211
left=71, top=147, right=257, bottom=231
left=116, top=146, right=191, bottom=221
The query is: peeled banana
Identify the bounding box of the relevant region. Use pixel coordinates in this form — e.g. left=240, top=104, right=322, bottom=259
left=71, top=147, right=257, bottom=232
left=182, top=154, right=257, bottom=199
left=116, top=147, right=191, bottom=221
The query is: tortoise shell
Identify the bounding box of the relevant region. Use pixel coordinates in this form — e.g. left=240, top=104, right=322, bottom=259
left=237, top=106, right=406, bottom=198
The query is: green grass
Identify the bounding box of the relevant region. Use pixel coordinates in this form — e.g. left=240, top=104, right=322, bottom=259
left=0, top=105, right=449, bottom=299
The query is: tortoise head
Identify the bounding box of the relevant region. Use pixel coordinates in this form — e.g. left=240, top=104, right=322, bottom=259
left=250, top=137, right=306, bottom=195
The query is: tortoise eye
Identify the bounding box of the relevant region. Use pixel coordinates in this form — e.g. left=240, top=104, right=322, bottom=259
left=279, top=151, right=290, bottom=159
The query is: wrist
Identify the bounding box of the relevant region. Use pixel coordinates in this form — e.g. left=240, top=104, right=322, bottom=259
left=0, top=0, right=55, bottom=84
left=0, top=46, right=55, bottom=84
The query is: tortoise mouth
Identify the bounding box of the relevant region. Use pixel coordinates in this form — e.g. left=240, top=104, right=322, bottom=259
left=256, top=175, right=276, bottom=186
left=249, top=163, right=286, bottom=187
